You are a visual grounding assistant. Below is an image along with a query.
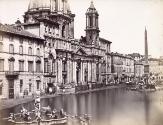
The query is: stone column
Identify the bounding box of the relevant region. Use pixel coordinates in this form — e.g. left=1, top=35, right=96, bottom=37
left=57, top=59, right=63, bottom=85
left=54, top=60, right=57, bottom=83
left=58, top=0, right=61, bottom=11
left=80, top=61, right=84, bottom=85
left=69, top=60, right=73, bottom=84
left=93, top=14, right=95, bottom=27
left=99, top=63, right=102, bottom=83
left=67, top=59, right=70, bottom=84
left=88, top=61, right=92, bottom=83
left=92, top=62, right=96, bottom=83
left=80, top=61, right=82, bottom=84
left=72, top=61, right=77, bottom=84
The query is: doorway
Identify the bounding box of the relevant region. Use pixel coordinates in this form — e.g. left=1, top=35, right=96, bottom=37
left=8, top=80, right=14, bottom=99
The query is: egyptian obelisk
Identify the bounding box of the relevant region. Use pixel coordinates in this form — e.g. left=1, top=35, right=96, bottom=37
left=144, top=27, right=149, bottom=84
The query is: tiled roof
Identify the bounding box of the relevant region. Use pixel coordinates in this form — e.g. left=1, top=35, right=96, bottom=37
left=0, top=23, right=44, bottom=40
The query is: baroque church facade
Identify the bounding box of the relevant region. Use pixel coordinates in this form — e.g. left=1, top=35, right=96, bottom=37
left=0, top=0, right=112, bottom=99
left=22, top=0, right=112, bottom=88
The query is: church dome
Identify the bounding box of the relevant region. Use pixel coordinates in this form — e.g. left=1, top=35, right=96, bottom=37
left=28, top=0, right=71, bottom=13
left=28, top=0, right=51, bottom=11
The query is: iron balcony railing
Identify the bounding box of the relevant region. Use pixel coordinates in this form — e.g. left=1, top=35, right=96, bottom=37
left=5, top=71, right=19, bottom=77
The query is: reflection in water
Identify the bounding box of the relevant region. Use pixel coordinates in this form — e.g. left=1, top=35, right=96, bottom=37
left=1, top=88, right=163, bottom=125
left=144, top=94, right=150, bottom=125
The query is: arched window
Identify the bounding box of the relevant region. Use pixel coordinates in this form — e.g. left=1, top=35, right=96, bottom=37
left=0, top=42, right=3, bottom=52
left=36, top=60, right=41, bottom=73
left=19, top=45, right=23, bottom=55
left=36, top=48, right=40, bottom=56
left=9, top=44, right=14, bottom=54
left=89, top=16, right=92, bottom=27
left=19, top=60, right=24, bottom=72
left=28, top=47, right=32, bottom=55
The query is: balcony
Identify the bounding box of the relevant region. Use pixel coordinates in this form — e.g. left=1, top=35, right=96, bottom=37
left=44, top=72, right=56, bottom=77
left=5, top=71, right=19, bottom=79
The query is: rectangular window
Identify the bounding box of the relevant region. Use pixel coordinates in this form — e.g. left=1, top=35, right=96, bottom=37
left=0, top=86, right=2, bottom=95
left=52, top=62, right=55, bottom=73
left=19, top=61, right=24, bottom=72
left=28, top=47, right=32, bottom=55
left=36, top=81, right=40, bottom=90
left=19, top=46, right=23, bottom=55
left=36, top=62, right=41, bottom=72
left=44, top=60, right=48, bottom=73
left=28, top=40, right=32, bottom=45
left=9, top=44, right=14, bottom=54
left=19, top=38, right=23, bottom=44
left=0, top=35, right=3, bottom=41
left=0, top=42, right=3, bottom=52
left=9, top=61, right=14, bottom=71
left=62, top=61, right=67, bottom=71
left=48, top=61, right=51, bottom=72
left=9, top=36, right=13, bottom=41
left=36, top=48, right=40, bottom=56
left=0, top=59, right=4, bottom=71
left=28, top=61, right=33, bottom=72
left=20, top=79, right=23, bottom=93
left=29, top=83, right=32, bottom=92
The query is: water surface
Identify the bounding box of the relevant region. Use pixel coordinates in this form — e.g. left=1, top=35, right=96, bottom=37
left=1, top=88, right=163, bottom=125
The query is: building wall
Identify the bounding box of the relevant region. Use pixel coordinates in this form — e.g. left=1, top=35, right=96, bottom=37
left=149, top=59, right=163, bottom=80
left=0, top=33, right=44, bottom=99
left=111, top=53, right=135, bottom=82
left=135, top=63, right=144, bottom=77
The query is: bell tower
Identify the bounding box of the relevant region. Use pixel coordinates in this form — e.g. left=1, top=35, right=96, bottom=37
left=85, top=1, right=100, bottom=45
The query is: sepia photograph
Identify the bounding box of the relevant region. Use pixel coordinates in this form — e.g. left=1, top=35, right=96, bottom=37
left=0, top=0, right=163, bottom=125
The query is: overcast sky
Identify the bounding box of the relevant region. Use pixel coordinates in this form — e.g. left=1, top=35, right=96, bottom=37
left=0, top=0, right=163, bottom=57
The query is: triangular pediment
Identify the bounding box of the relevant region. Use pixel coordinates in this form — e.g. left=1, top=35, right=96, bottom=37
left=76, top=47, right=87, bottom=55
